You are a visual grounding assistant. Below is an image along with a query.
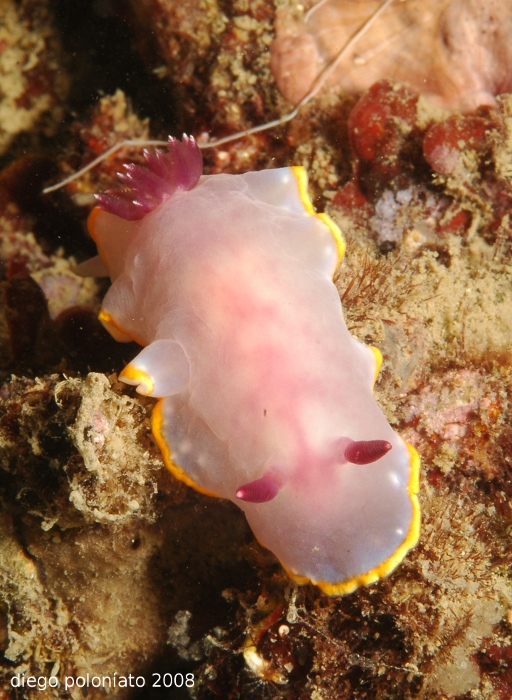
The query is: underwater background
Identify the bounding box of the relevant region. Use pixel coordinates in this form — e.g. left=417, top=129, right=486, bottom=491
left=1, top=1, right=512, bottom=698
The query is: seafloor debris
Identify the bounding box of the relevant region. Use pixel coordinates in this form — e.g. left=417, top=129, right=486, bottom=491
left=0, top=0, right=68, bottom=156
left=0, top=200, right=106, bottom=377
left=0, top=374, right=166, bottom=696
left=0, top=373, right=252, bottom=700
left=40, top=90, right=152, bottom=205
left=123, top=0, right=279, bottom=172
left=1, top=1, right=512, bottom=699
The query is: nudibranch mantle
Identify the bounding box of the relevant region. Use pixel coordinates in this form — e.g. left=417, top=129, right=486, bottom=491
left=85, top=136, right=420, bottom=596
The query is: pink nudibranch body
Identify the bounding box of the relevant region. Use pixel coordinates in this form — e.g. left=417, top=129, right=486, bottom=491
left=84, top=136, right=420, bottom=595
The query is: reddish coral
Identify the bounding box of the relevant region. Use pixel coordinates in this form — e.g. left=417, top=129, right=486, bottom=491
left=475, top=636, right=512, bottom=700
left=332, top=179, right=369, bottom=212
left=423, top=113, right=494, bottom=176
left=331, top=81, right=512, bottom=249
left=348, top=80, right=423, bottom=196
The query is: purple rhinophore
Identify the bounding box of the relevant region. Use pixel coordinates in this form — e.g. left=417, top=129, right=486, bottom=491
left=95, top=135, right=203, bottom=221
left=344, top=439, right=392, bottom=465
left=236, top=471, right=283, bottom=503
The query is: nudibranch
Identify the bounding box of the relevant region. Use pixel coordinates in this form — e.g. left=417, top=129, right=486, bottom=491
left=83, top=135, right=420, bottom=595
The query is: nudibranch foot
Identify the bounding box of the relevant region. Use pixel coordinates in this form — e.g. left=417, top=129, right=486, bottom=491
left=344, top=439, right=392, bottom=465
left=119, top=339, right=190, bottom=397
left=236, top=469, right=284, bottom=503
left=74, top=254, right=109, bottom=278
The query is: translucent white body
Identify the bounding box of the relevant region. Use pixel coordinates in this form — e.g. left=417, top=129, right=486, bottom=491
left=90, top=166, right=420, bottom=594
